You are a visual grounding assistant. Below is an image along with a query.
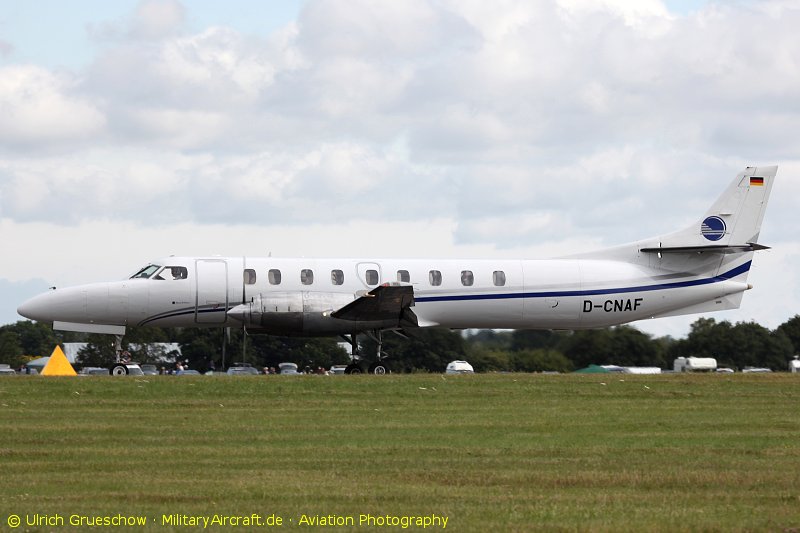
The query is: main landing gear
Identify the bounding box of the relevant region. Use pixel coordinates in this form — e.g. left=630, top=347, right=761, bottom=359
left=341, top=331, right=390, bottom=375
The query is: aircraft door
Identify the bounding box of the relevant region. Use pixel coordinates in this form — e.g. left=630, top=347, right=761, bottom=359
left=195, top=259, right=228, bottom=324
left=356, top=262, right=382, bottom=289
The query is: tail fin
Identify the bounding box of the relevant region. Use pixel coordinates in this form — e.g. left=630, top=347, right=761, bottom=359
left=570, top=166, right=777, bottom=318
left=653, top=166, right=777, bottom=251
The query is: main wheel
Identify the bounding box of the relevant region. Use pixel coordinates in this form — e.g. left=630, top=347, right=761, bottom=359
left=111, top=365, right=128, bottom=376
left=344, top=363, right=363, bottom=375
left=369, top=362, right=389, bottom=375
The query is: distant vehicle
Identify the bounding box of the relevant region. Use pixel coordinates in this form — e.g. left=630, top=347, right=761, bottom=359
left=715, top=367, right=735, bottom=373
left=140, top=364, right=158, bottom=375
left=110, top=363, right=144, bottom=376
left=446, top=360, right=474, bottom=374
left=673, top=357, right=717, bottom=372
left=790, top=356, right=800, bottom=373
left=79, top=367, right=110, bottom=376
left=227, top=366, right=259, bottom=375
left=742, top=367, right=772, bottom=373
left=278, top=362, right=302, bottom=375
left=0, top=367, right=16, bottom=376
left=176, top=369, right=202, bottom=375
left=329, top=365, right=348, bottom=375
left=623, top=367, right=661, bottom=374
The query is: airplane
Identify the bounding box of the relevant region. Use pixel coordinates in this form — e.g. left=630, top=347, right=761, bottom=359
left=17, top=166, right=777, bottom=375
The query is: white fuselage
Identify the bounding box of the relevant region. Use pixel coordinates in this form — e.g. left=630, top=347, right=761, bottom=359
left=17, top=254, right=751, bottom=336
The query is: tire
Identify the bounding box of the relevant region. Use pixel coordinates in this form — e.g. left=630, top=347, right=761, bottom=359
left=369, top=362, right=389, bottom=375
left=344, top=364, right=362, bottom=375
left=111, top=365, right=128, bottom=376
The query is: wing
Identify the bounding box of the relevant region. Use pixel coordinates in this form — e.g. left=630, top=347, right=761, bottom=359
left=331, top=283, right=418, bottom=328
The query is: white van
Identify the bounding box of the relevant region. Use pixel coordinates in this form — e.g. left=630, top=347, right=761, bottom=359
left=446, top=361, right=474, bottom=374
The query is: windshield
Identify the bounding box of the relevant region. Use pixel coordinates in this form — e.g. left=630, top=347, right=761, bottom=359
left=130, top=264, right=162, bottom=279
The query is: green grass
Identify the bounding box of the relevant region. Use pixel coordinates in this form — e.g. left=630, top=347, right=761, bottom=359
left=2, top=374, right=800, bottom=532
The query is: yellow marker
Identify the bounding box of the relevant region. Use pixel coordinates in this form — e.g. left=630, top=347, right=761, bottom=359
left=41, top=346, right=77, bottom=376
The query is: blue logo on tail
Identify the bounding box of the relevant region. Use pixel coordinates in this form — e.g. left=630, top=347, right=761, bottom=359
left=701, top=216, right=726, bottom=241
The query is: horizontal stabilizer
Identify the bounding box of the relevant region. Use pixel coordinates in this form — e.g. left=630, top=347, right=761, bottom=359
left=332, top=283, right=417, bottom=327
left=640, top=243, right=770, bottom=255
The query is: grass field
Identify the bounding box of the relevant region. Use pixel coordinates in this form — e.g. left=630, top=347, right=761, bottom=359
left=2, top=373, right=800, bottom=532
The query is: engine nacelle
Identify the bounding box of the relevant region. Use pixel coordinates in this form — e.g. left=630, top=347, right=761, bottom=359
left=227, top=292, right=395, bottom=336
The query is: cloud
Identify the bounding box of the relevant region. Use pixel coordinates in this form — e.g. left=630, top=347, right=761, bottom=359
left=0, top=39, right=13, bottom=58
left=0, top=65, right=106, bottom=148
left=129, top=0, right=186, bottom=40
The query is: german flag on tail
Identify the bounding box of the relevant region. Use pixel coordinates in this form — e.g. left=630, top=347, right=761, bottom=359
left=750, top=177, right=764, bottom=186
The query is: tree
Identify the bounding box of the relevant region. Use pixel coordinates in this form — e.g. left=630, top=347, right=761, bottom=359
left=0, top=330, right=25, bottom=368
left=556, top=326, right=664, bottom=369
left=360, top=329, right=467, bottom=373
left=511, top=349, right=573, bottom=373
left=0, top=321, right=84, bottom=358
left=466, top=330, right=512, bottom=351
left=606, top=326, right=665, bottom=368
left=253, top=336, right=349, bottom=371
left=670, top=318, right=793, bottom=371
left=75, top=334, right=119, bottom=368
left=466, top=346, right=512, bottom=372
left=777, top=315, right=800, bottom=355
left=8, top=321, right=59, bottom=357
left=178, top=328, right=246, bottom=371
left=558, top=329, right=614, bottom=368
left=175, top=327, right=349, bottom=372
left=511, top=330, right=562, bottom=352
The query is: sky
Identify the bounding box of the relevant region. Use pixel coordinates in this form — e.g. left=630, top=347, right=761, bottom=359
left=1, top=0, right=798, bottom=339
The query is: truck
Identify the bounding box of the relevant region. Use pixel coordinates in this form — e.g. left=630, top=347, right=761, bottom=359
left=673, top=357, right=717, bottom=372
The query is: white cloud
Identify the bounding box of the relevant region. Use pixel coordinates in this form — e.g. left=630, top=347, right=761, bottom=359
left=129, top=0, right=186, bottom=40
left=0, top=39, right=13, bottom=58
left=0, top=65, right=105, bottom=147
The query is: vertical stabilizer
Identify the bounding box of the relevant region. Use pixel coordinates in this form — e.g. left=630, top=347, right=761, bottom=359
left=659, top=166, right=777, bottom=248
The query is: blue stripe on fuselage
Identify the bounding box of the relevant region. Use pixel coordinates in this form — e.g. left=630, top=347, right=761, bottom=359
left=415, top=261, right=751, bottom=304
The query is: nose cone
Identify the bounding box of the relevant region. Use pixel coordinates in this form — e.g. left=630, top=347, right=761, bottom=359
left=17, top=284, right=100, bottom=324
left=17, top=291, right=57, bottom=322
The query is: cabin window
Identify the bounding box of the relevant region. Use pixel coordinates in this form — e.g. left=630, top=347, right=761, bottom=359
left=301, top=269, right=314, bottom=285
left=493, top=270, right=506, bottom=287
left=365, top=269, right=379, bottom=285
left=429, top=270, right=442, bottom=286
left=461, top=270, right=474, bottom=286
left=397, top=270, right=410, bottom=283
left=268, top=269, right=282, bottom=285
left=331, top=269, right=344, bottom=285
left=243, top=269, right=256, bottom=285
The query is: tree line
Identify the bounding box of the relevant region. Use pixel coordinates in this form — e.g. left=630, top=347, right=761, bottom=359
left=1, top=315, right=799, bottom=373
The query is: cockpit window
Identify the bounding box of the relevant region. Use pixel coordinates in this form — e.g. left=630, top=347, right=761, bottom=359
left=152, top=266, right=189, bottom=280
left=132, top=265, right=188, bottom=280
left=130, top=264, right=162, bottom=279
left=166, top=266, right=188, bottom=280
